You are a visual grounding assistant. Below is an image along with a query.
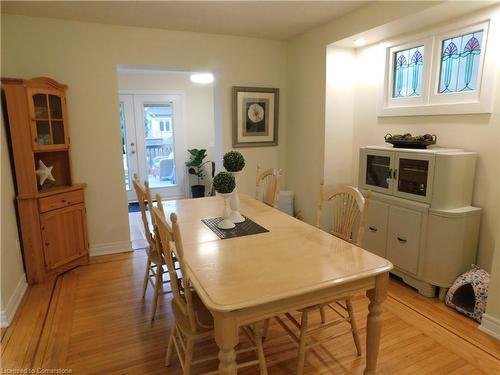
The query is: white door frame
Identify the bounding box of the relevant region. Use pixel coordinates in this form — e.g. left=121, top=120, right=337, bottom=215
left=120, top=90, right=188, bottom=201
left=120, top=94, right=139, bottom=201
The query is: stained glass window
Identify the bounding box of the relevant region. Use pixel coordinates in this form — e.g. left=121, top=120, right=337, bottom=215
left=438, top=30, right=483, bottom=93
left=392, top=46, right=424, bottom=98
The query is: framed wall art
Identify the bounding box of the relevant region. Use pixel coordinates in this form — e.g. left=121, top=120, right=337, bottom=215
left=232, top=86, right=279, bottom=147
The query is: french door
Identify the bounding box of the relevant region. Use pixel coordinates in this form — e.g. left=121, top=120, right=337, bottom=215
left=119, top=93, right=186, bottom=201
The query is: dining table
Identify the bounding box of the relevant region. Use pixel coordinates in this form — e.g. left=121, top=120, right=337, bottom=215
left=161, top=193, right=393, bottom=375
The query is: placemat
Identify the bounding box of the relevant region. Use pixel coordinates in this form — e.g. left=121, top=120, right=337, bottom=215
left=201, top=215, right=269, bottom=240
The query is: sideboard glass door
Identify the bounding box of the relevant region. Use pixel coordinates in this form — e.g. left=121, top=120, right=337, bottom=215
left=361, top=149, right=395, bottom=194
left=394, top=152, right=434, bottom=203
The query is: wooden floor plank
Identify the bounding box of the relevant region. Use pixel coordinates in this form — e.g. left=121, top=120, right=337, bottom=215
left=2, top=252, right=499, bottom=374
left=35, top=272, right=78, bottom=369
left=388, top=278, right=500, bottom=359
left=1, top=278, right=56, bottom=369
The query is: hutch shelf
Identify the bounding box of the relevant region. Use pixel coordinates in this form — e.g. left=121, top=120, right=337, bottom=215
left=2, top=77, right=89, bottom=284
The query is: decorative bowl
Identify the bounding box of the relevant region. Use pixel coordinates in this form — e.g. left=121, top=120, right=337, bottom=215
left=384, top=133, right=437, bottom=149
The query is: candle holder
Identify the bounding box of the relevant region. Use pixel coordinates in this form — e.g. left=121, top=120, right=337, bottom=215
left=229, top=171, right=245, bottom=223
left=217, top=192, right=235, bottom=230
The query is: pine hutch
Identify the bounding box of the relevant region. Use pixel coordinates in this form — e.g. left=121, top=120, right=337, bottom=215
left=2, top=77, right=89, bottom=284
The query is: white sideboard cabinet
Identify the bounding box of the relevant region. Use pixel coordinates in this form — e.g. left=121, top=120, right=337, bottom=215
left=359, top=146, right=481, bottom=299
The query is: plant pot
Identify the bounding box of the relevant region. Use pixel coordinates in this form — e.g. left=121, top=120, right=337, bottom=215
left=191, top=185, right=205, bottom=198
left=229, top=171, right=245, bottom=223
left=217, top=192, right=235, bottom=230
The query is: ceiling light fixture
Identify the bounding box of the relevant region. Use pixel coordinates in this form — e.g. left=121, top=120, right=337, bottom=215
left=190, top=73, right=214, bottom=84
left=354, top=38, right=367, bottom=47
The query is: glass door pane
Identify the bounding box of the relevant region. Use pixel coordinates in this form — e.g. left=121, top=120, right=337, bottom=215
left=366, top=154, right=391, bottom=189
left=36, top=120, right=51, bottom=145
left=52, top=120, right=65, bottom=144
left=142, top=103, right=175, bottom=188
left=48, top=95, right=63, bottom=119
left=397, top=158, right=429, bottom=196
left=119, top=102, right=130, bottom=191
left=33, top=94, right=49, bottom=119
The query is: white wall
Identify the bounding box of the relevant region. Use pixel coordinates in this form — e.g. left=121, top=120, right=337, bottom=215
left=1, top=14, right=287, bottom=252
left=1, top=117, right=26, bottom=325
left=117, top=70, right=216, bottom=190
left=324, top=47, right=355, bottom=186
left=348, top=6, right=500, bottom=270
left=294, top=3, right=500, bottom=271
left=480, top=120, right=500, bottom=336
left=286, top=2, right=437, bottom=227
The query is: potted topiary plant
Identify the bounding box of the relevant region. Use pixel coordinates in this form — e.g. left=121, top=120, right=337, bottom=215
left=213, top=171, right=236, bottom=229
left=223, top=151, right=246, bottom=223
left=223, top=150, right=245, bottom=172
left=185, top=149, right=214, bottom=198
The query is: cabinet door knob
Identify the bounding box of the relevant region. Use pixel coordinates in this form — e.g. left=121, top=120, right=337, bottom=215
left=397, top=237, right=407, bottom=243
left=369, top=226, right=378, bottom=232
left=45, top=242, right=50, bottom=246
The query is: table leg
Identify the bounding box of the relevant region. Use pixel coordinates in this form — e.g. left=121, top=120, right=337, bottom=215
left=364, top=272, right=389, bottom=375
left=214, top=312, right=239, bottom=375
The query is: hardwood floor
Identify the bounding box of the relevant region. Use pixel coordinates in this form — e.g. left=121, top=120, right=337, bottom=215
left=2, top=251, right=499, bottom=374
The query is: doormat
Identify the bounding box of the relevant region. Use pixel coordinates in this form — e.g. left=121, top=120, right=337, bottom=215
left=202, top=216, right=269, bottom=240
left=128, top=202, right=141, bottom=213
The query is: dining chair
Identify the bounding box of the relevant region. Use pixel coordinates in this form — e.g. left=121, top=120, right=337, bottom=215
left=152, top=207, right=268, bottom=375
left=132, top=174, right=171, bottom=320
left=255, top=165, right=284, bottom=208
left=275, top=181, right=370, bottom=375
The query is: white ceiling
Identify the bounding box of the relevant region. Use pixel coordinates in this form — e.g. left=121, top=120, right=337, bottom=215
left=1, top=1, right=367, bottom=41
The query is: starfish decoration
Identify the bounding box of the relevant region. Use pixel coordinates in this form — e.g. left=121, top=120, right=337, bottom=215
left=35, top=160, right=55, bottom=186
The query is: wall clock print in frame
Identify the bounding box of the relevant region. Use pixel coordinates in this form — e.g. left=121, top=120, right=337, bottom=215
left=232, top=86, right=279, bottom=147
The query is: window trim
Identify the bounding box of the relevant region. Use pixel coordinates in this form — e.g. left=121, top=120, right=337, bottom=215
left=379, top=14, right=498, bottom=117
left=385, top=37, right=433, bottom=108
left=429, top=20, right=490, bottom=106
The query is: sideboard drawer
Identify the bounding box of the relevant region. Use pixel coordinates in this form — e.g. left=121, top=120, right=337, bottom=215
left=387, top=206, right=422, bottom=275
left=363, top=200, right=389, bottom=258
left=38, top=189, right=84, bottom=213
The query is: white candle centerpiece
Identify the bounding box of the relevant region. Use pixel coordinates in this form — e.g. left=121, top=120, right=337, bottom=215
left=212, top=171, right=236, bottom=230
left=223, top=151, right=246, bottom=223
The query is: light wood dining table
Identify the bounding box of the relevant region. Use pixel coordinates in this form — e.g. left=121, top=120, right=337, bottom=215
left=162, top=194, right=393, bottom=374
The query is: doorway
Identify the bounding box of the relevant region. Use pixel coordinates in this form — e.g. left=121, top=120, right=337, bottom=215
left=119, top=93, right=186, bottom=202
left=117, top=66, right=218, bottom=251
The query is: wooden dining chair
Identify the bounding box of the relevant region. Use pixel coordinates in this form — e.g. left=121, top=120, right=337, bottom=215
left=152, top=207, right=268, bottom=375
left=255, top=165, right=283, bottom=208
left=275, top=181, right=370, bottom=375
left=132, top=174, right=171, bottom=320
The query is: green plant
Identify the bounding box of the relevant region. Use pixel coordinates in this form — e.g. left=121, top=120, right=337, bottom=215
left=185, top=149, right=214, bottom=185
left=223, top=151, right=245, bottom=172
left=213, top=172, right=235, bottom=194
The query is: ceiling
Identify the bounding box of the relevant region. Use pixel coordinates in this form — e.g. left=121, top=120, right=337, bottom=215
left=1, top=1, right=367, bottom=40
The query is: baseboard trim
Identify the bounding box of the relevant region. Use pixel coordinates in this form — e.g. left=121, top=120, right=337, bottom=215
left=0, top=273, right=28, bottom=328
left=89, top=240, right=132, bottom=257
left=479, top=314, right=500, bottom=340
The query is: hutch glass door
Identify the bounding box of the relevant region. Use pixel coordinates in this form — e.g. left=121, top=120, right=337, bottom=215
left=361, top=149, right=395, bottom=194
left=30, top=90, right=68, bottom=150
left=394, top=152, right=434, bottom=203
